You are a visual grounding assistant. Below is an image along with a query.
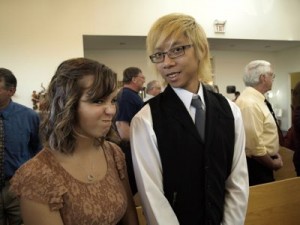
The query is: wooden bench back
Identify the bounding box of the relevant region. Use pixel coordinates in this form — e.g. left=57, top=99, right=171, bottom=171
left=245, top=177, right=300, bottom=225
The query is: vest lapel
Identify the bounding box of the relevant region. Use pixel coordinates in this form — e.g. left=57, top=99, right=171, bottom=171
left=203, top=89, right=218, bottom=148
left=162, top=86, right=202, bottom=142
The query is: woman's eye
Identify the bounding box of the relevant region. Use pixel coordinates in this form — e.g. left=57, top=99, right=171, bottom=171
left=92, top=99, right=104, bottom=104
left=112, top=98, right=118, bottom=104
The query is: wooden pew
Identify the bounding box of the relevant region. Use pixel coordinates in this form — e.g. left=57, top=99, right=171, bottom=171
left=136, top=206, right=147, bottom=225
left=274, top=147, right=297, bottom=180
left=134, top=193, right=147, bottom=225
left=245, top=177, right=300, bottom=225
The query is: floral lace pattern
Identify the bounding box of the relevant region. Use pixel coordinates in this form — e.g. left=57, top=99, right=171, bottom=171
left=10, top=141, right=128, bottom=225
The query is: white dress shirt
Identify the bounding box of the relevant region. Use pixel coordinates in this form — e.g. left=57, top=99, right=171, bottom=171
left=130, top=85, right=249, bottom=225
left=143, top=93, right=154, bottom=102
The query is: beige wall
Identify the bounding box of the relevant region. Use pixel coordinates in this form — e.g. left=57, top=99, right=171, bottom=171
left=1, top=0, right=300, bottom=129
left=85, top=47, right=300, bottom=130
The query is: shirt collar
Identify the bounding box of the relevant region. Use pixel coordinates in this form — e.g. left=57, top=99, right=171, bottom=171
left=171, top=82, right=205, bottom=110
left=0, top=100, right=13, bottom=119
left=244, top=87, right=266, bottom=102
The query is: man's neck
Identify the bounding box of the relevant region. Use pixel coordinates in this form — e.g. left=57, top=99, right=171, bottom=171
left=123, top=84, right=140, bottom=92
left=0, top=99, right=11, bottom=111
left=253, top=84, right=268, bottom=95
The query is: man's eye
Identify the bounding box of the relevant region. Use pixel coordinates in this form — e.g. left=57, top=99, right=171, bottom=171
left=154, top=52, right=163, bottom=58
left=172, top=47, right=183, bottom=53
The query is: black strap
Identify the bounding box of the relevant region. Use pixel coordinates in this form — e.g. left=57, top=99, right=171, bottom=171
left=265, top=99, right=284, bottom=145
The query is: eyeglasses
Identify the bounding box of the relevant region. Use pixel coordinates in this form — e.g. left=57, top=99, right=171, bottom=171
left=135, top=75, right=145, bottom=80
left=149, top=45, right=193, bottom=63
left=268, top=73, right=275, bottom=79
left=262, top=73, right=275, bottom=80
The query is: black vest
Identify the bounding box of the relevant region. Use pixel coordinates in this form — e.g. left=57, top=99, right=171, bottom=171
left=148, top=85, right=234, bottom=225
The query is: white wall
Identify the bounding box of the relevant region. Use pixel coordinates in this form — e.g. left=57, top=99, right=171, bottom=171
left=210, top=51, right=275, bottom=97
left=273, top=46, right=300, bottom=130
left=85, top=48, right=297, bottom=131
left=1, top=0, right=300, bottom=128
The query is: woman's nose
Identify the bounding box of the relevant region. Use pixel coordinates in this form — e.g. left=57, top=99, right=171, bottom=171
left=105, top=104, right=116, bottom=115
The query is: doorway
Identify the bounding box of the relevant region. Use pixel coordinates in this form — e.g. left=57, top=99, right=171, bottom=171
left=288, top=72, right=300, bottom=127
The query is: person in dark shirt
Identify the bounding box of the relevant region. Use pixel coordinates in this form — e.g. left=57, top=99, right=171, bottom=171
left=0, top=68, right=42, bottom=225
left=116, top=67, right=145, bottom=141
left=115, top=67, right=145, bottom=195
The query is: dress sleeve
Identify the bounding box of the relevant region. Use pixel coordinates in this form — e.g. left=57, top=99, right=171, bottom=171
left=9, top=156, right=68, bottom=211
left=109, top=142, right=126, bottom=180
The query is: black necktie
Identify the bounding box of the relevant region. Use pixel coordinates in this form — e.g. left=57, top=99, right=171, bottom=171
left=265, top=99, right=284, bottom=145
left=191, top=96, right=205, bottom=141
left=0, top=115, right=5, bottom=189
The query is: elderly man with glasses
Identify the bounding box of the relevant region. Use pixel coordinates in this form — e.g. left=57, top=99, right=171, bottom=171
left=236, top=60, right=283, bottom=186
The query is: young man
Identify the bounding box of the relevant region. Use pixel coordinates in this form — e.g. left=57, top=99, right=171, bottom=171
left=130, top=13, right=249, bottom=225
left=236, top=60, right=283, bottom=185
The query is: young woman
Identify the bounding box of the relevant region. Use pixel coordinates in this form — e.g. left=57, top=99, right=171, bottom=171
left=10, top=58, right=139, bottom=225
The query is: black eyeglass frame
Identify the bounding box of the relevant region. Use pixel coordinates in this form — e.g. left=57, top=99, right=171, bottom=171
left=149, top=44, right=193, bottom=63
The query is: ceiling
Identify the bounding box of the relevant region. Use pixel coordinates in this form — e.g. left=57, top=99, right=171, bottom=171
left=83, top=35, right=300, bottom=52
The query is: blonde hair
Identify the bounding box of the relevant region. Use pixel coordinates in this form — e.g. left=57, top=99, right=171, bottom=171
left=146, top=13, right=212, bottom=83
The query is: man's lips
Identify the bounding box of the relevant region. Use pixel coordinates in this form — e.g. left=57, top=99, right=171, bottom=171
left=166, top=72, right=180, bottom=77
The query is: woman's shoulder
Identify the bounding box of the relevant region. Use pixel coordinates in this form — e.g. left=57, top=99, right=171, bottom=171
left=104, top=141, right=123, bottom=155
left=104, top=141, right=126, bottom=179
left=15, top=148, right=53, bottom=175
left=10, top=148, right=67, bottom=209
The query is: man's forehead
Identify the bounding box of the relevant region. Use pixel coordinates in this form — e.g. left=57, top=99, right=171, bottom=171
left=155, top=36, right=188, bottom=50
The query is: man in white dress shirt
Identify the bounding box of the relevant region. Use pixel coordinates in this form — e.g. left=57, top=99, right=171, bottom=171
left=143, top=80, right=162, bottom=102
left=130, top=13, right=249, bottom=225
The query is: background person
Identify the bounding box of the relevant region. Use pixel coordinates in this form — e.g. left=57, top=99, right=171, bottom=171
left=143, top=80, right=162, bottom=101
left=115, top=67, right=145, bottom=195
left=236, top=60, right=283, bottom=186
left=0, top=68, right=41, bottom=225
left=9, top=58, right=138, bottom=225
left=130, top=13, right=248, bottom=225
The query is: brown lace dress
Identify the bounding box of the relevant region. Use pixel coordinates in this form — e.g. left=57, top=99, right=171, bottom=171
left=10, top=141, right=128, bottom=225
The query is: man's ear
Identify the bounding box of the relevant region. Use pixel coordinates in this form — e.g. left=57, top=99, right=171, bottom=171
left=259, top=74, right=266, bottom=83
left=131, top=77, right=137, bottom=84
left=8, top=87, right=16, bottom=96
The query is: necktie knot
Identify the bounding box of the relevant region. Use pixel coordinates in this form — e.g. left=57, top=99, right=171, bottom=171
left=191, top=96, right=203, bottom=109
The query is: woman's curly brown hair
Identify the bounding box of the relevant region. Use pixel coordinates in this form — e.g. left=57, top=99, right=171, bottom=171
left=40, top=58, right=120, bottom=154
